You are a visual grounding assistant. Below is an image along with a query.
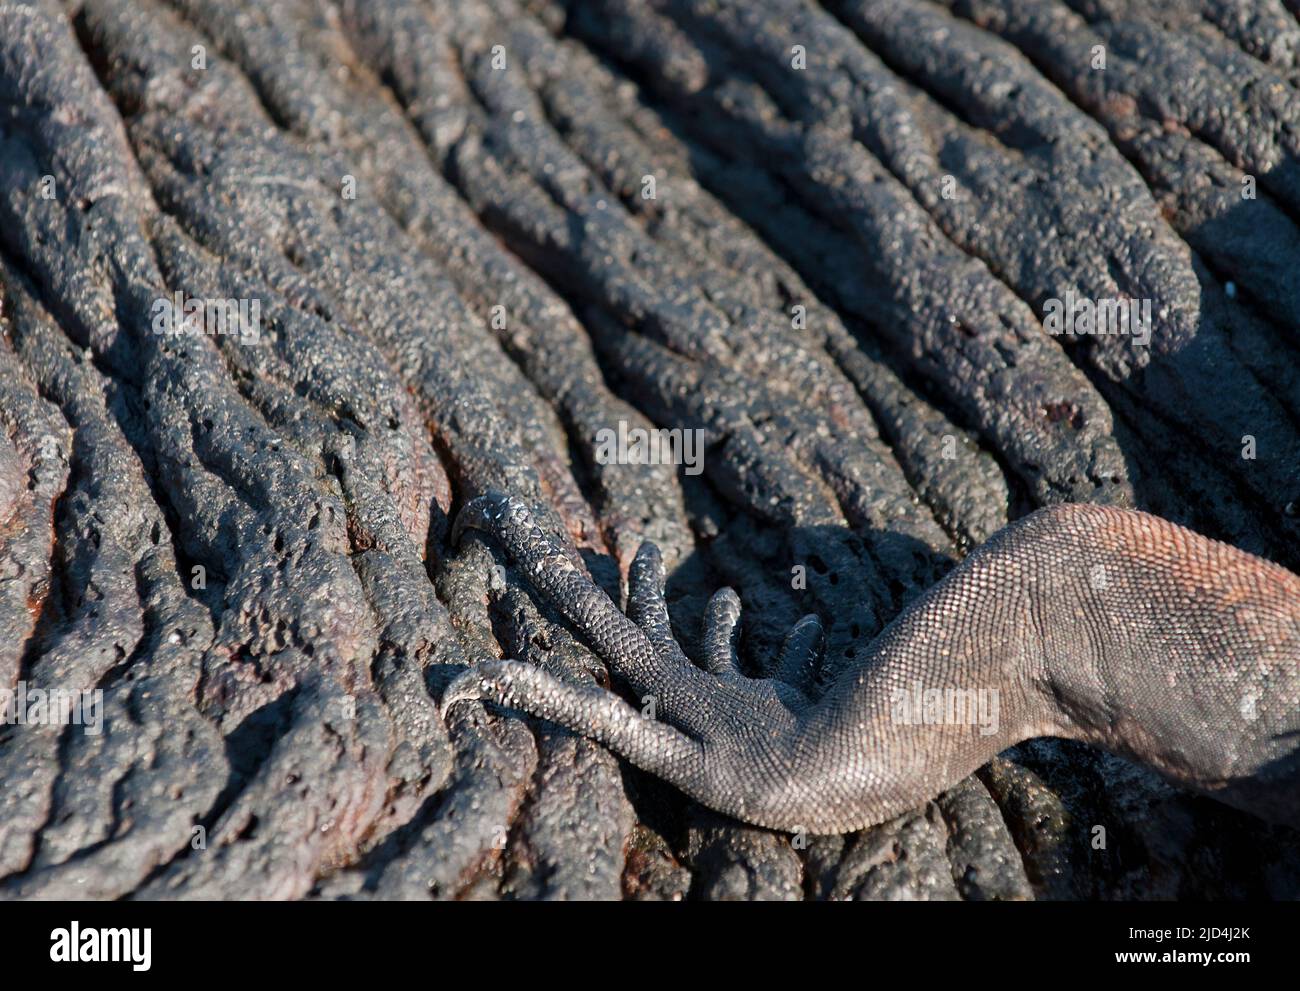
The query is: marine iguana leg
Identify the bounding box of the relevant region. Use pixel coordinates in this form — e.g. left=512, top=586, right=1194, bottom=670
left=445, top=492, right=1300, bottom=833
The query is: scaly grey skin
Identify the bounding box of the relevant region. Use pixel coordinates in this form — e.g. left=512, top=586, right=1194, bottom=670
left=444, top=492, right=1300, bottom=833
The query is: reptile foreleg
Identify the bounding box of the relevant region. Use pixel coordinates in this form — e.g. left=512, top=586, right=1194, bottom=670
left=445, top=493, right=1300, bottom=832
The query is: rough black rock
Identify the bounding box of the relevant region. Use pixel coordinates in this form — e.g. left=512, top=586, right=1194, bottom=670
left=0, top=0, right=1296, bottom=899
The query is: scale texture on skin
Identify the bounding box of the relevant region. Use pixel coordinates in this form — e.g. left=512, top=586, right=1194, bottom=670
left=444, top=492, right=1300, bottom=833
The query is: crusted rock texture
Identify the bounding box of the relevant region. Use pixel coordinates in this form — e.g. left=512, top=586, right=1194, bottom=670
left=0, top=0, right=1296, bottom=900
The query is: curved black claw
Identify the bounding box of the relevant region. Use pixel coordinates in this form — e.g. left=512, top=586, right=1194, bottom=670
left=775, top=614, right=824, bottom=695
left=702, top=587, right=742, bottom=675
left=627, top=541, right=691, bottom=668
left=452, top=490, right=522, bottom=547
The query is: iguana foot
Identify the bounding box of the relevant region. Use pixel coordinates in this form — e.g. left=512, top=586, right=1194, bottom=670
left=443, top=491, right=819, bottom=817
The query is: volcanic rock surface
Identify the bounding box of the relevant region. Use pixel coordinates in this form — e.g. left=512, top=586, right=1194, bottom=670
left=0, top=0, right=1297, bottom=899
